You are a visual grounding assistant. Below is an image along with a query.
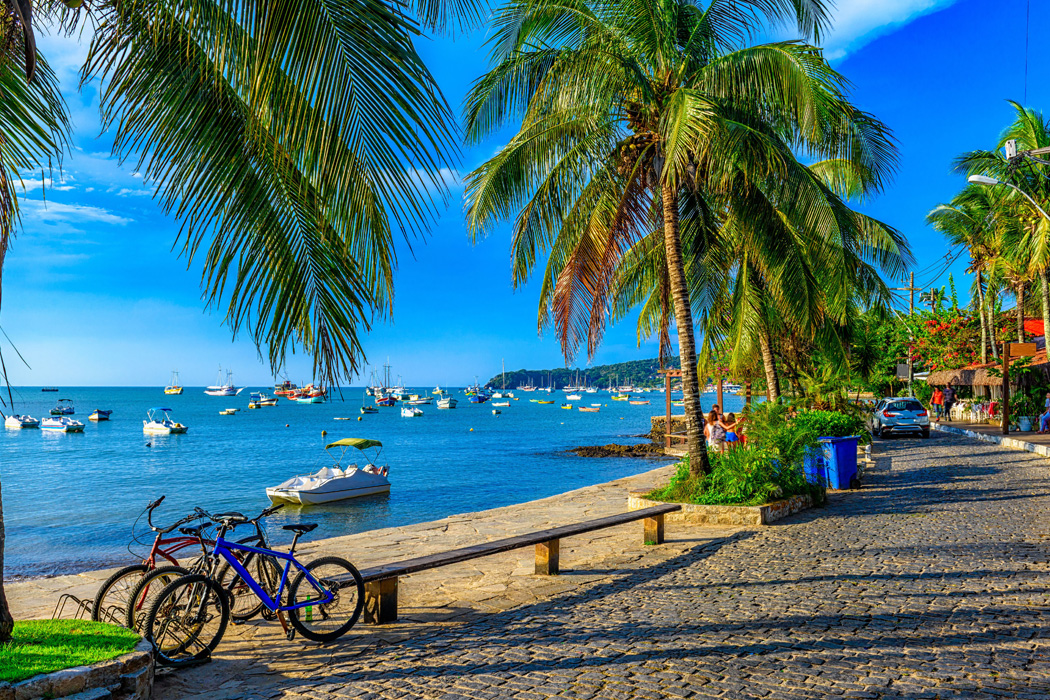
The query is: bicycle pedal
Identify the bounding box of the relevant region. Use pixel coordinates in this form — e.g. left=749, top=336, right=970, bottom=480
left=285, top=628, right=296, bottom=642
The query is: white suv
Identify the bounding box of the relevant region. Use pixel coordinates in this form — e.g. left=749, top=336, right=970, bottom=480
left=870, top=397, right=930, bottom=439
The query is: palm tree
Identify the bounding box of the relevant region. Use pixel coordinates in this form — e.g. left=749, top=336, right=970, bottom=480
left=0, top=0, right=479, bottom=641
left=464, top=0, right=899, bottom=475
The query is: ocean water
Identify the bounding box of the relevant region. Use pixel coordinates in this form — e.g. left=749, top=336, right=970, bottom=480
left=2, top=386, right=745, bottom=578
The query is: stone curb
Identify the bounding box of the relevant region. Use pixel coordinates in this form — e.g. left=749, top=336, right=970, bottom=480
left=1, top=638, right=154, bottom=700
left=932, top=423, right=1050, bottom=457
left=627, top=492, right=814, bottom=526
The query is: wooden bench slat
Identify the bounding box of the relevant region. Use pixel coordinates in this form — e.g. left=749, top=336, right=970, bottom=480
left=356, top=504, right=680, bottom=583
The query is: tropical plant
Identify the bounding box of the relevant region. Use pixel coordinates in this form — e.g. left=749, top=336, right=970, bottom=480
left=0, top=0, right=479, bottom=643
left=463, top=0, right=900, bottom=476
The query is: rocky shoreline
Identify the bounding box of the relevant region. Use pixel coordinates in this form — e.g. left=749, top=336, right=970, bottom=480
left=570, top=442, right=672, bottom=458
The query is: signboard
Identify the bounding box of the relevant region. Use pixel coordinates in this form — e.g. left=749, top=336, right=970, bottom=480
left=1009, top=342, right=1038, bottom=358
left=896, top=363, right=911, bottom=379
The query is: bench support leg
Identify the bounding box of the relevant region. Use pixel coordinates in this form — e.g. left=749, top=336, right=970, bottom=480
left=364, top=577, right=398, bottom=624
left=535, top=539, right=560, bottom=575
left=643, top=513, right=665, bottom=545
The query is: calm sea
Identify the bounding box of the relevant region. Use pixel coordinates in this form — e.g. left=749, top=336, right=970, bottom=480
left=2, top=386, right=745, bottom=578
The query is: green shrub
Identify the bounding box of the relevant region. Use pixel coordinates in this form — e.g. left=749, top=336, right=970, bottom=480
left=791, top=409, right=869, bottom=443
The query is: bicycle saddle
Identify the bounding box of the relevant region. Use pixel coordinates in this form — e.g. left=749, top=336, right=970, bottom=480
left=282, top=523, right=318, bottom=534
left=214, top=511, right=248, bottom=523
left=179, top=525, right=208, bottom=537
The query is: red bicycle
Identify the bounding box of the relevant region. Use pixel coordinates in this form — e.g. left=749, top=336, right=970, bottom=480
left=91, top=496, right=211, bottom=624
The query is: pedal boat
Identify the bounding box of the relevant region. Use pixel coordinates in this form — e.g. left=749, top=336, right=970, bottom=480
left=143, top=407, right=188, bottom=434
left=41, top=416, right=85, bottom=432
left=5, top=414, right=40, bottom=428
left=266, top=438, right=390, bottom=505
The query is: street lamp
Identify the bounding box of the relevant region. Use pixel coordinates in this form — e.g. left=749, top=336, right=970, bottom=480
left=967, top=174, right=1050, bottom=221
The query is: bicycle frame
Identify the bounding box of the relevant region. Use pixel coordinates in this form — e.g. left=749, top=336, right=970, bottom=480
left=144, top=533, right=202, bottom=568
left=213, top=537, right=333, bottom=612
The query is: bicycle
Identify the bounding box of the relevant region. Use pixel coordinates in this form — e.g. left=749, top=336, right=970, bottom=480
left=91, top=496, right=208, bottom=624
left=143, top=511, right=364, bottom=667
left=124, top=503, right=284, bottom=631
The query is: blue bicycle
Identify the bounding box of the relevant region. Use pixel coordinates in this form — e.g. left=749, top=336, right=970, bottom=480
left=143, top=510, right=364, bottom=666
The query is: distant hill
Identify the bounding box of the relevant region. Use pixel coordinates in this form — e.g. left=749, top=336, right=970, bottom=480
left=485, top=358, right=681, bottom=390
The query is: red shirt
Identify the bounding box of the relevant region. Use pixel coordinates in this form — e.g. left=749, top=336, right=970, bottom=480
left=931, top=390, right=944, bottom=405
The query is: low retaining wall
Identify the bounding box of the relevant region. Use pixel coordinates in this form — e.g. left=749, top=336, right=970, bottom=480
left=628, top=492, right=814, bottom=526
left=2, top=638, right=153, bottom=700
left=649, top=416, right=687, bottom=444
left=932, top=423, right=1050, bottom=457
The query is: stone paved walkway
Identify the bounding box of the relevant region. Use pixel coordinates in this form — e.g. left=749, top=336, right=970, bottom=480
left=160, top=430, right=1050, bottom=699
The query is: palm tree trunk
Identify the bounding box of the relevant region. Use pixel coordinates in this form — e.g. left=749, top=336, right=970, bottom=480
left=1017, top=283, right=1026, bottom=343
left=0, top=241, right=10, bottom=643
left=661, top=181, right=710, bottom=477
left=988, top=288, right=1000, bottom=361
left=1041, top=271, right=1050, bottom=349
left=976, top=271, right=988, bottom=365
left=758, top=327, right=781, bottom=402
left=745, top=381, right=752, bottom=410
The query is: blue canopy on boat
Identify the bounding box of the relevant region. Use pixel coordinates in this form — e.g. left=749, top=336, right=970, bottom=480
left=150, top=407, right=173, bottom=412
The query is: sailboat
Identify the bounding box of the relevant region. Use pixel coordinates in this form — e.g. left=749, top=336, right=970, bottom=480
left=164, top=370, right=183, bottom=395
left=204, top=367, right=243, bottom=396
left=492, top=360, right=508, bottom=399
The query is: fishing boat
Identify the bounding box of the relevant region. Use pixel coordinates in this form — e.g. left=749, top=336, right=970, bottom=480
left=5, top=414, right=40, bottom=428
left=376, top=395, right=397, bottom=407
left=360, top=405, right=379, bottom=414
left=405, top=395, right=432, bottom=405
left=437, top=396, right=458, bottom=409
left=611, top=394, right=630, bottom=401
left=219, top=408, right=238, bottom=416
left=143, top=407, right=188, bottom=434
left=297, top=395, right=325, bottom=404
left=274, top=379, right=298, bottom=396
left=400, top=406, right=423, bottom=417
left=433, top=385, right=446, bottom=396
left=266, top=438, right=390, bottom=505
left=469, top=393, right=489, bottom=404
left=164, top=370, right=184, bottom=395
left=536, top=400, right=555, bottom=405
left=249, top=392, right=279, bottom=408
left=561, top=404, right=573, bottom=410
left=50, top=399, right=75, bottom=415
left=205, top=368, right=243, bottom=396
left=88, top=409, right=112, bottom=421
left=629, top=400, right=650, bottom=405
left=579, top=407, right=599, bottom=412
left=41, top=416, right=85, bottom=432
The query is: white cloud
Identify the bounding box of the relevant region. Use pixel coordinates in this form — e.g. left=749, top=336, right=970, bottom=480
left=115, top=187, right=153, bottom=198
left=19, top=200, right=132, bottom=226
left=819, top=0, right=961, bottom=60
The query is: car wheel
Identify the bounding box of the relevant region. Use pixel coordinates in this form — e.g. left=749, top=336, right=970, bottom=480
left=921, top=429, right=930, bottom=439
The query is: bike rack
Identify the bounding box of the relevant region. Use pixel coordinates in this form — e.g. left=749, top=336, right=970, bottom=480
left=51, top=594, right=92, bottom=621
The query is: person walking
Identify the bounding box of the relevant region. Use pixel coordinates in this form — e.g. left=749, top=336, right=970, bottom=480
left=942, top=384, right=956, bottom=422
left=931, top=386, right=944, bottom=422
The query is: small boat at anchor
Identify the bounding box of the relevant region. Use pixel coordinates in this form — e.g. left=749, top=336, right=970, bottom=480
left=561, top=404, right=573, bottom=410
left=401, top=406, right=423, bottom=417
left=219, top=408, right=239, bottom=416
left=143, top=407, right=188, bottom=434
left=164, top=370, right=184, bottom=395
left=50, top=399, right=75, bottom=415
left=266, top=438, right=391, bottom=504
left=437, top=396, right=458, bottom=409
left=41, top=416, right=85, bottom=432
left=89, top=409, right=113, bottom=421
left=205, top=367, right=243, bottom=396
left=629, top=400, right=650, bottom=405
left=579, top=407, right=599, bottom=412
left=5, top=414, right=40, bottom=429
left=491, top=401, right=510, bottom=407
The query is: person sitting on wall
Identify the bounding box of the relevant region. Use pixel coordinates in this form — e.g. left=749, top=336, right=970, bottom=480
left=1040, top=392, right=1050, bottom=434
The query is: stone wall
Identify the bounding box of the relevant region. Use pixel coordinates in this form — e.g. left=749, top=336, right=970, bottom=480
left=629, top=492, right=814, bottom=526
left=2, top=638, right=154, bottom=700
left=649, top=415, right=687, bottom=443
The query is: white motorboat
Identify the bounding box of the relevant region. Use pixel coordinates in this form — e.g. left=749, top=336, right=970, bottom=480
left=41, top=416, right=84, bottom=432
left=266, top=438, right=391, bottom=504
left=437, top=397, right=457, bottom=409
left=5, top=414, right=40, bottom=429
left=205, top=367, right=243, bottom=396
left=50, top=398, right=75, bottom=415
left=492, top=401, right=510, bottom=407
left=401, top=406, right=423, bottom=417
left=566, top=393, right=582, bottom=401
left=143, top=407, right=188, bottom=434
left=219, top=408, right=238, bottom=416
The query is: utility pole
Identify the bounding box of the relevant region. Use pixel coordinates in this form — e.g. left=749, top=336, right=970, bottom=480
left=889, top=272, right=919, bottom=395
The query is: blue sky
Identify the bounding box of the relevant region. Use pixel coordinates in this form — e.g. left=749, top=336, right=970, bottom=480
left=1, top=0, right=1040, bottom=387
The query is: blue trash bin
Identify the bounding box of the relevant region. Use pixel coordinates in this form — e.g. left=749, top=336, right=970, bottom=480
left=819, top=436, right=860, bottom=489
left=802, top=447, right=827, bottom=486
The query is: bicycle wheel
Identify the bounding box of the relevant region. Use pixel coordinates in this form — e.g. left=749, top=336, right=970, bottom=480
left=287, top=556, right=364, bottom=643
left=145, top=574, right=229, bottom=667
left=92, top=564, right=148, bottom=625
left=215, top=554, right=283, bottom=622
left=125, top=565, right=190, bottom=631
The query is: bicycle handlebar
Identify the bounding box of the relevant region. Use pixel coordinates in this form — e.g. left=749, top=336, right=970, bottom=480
left=146, top=497, right=206, bottom=534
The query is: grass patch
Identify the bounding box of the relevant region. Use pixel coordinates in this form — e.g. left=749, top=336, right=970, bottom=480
left=0, top=619, right=140, bottom=683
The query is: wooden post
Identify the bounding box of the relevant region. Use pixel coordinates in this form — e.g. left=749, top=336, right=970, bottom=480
left=535, top=539, right=560, bottom=575
left=664, top=371, right=672, bottom=450
left=1002, top=342, right=1010, bottom=436
left=364, top=577, right=398, bottom=624
left=716, top=376, right=724, bottom=414
left=643, top=513, right=665, bottom=545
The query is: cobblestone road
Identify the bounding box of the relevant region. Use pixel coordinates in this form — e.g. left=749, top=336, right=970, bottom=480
left=164, top=433, right=1050, bottom=699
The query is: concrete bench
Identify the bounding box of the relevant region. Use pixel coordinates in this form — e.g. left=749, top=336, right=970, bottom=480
left=357, top=503, right=682, bottom=624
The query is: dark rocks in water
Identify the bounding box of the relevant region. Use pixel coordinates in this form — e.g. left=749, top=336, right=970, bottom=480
left=571, top=443, right=667, bottom=458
